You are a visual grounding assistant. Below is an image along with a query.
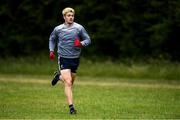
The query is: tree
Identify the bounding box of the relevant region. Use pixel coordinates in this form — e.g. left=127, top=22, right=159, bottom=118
left=0, top=0, right=179, bottom=61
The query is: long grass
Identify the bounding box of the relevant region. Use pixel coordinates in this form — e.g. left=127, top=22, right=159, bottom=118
left=0, top=56, right=179, bottom=80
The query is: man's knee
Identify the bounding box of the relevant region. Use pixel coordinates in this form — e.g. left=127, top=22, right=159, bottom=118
left=64, top=78, right=73, bottom=87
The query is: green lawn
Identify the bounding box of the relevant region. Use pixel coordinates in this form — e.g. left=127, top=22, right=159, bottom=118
left=0, top=75, right=179, bottom=119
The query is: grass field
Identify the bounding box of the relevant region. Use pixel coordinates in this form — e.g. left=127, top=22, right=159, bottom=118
left=0, top=75, right=180, bottom=119
left=0, top=57, right=180, bottom=119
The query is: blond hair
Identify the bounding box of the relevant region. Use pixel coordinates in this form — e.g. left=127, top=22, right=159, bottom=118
left=62, top=7, right=75, bottom=16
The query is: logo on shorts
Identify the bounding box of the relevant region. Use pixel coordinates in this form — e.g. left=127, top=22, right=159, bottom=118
left=61, top=65, right=64, bottom=69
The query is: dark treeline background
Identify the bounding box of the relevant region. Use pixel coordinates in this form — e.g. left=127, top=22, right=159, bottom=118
left=0, top=0, right=179, bottom=61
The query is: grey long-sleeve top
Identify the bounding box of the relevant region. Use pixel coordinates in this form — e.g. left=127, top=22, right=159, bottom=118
left=49, top=22, right=91, bottom=58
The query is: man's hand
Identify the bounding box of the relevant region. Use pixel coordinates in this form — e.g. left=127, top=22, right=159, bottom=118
left=74, top=38, right=81, bottom=47
left=49, top=51, right=55, bottom=60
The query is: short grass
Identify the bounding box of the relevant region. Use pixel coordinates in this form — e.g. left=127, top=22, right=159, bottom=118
left=0, top=75, right=180, bottom=119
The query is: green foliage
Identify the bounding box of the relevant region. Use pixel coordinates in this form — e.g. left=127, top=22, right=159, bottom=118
left=0, top=0, right=179, bottom=60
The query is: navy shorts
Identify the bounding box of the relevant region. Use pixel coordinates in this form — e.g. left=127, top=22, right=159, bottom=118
left=58, top=57, right=80, bottom=73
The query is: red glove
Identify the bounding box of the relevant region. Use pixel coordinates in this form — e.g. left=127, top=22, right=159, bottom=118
left=74, top=38, right=81, bottom=47
left=49, top=51, right=55, bottom=60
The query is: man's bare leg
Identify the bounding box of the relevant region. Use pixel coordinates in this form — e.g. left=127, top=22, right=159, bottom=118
left=61, top=69, right=76, bottom=114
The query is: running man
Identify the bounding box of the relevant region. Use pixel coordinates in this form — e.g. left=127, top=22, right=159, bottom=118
left=49, top=7, right=91, bottom=114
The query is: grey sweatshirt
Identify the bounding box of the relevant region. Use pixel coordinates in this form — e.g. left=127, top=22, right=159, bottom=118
left=49, top=22, right=91, bottom=58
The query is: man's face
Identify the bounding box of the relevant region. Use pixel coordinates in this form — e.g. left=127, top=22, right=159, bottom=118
left=64, top=12, right=74, bottom=24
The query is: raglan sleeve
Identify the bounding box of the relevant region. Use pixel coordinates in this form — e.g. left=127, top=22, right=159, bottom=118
left=49, top=28, right=57, bottom=52
left=80, top=26, right=91, bottom=47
